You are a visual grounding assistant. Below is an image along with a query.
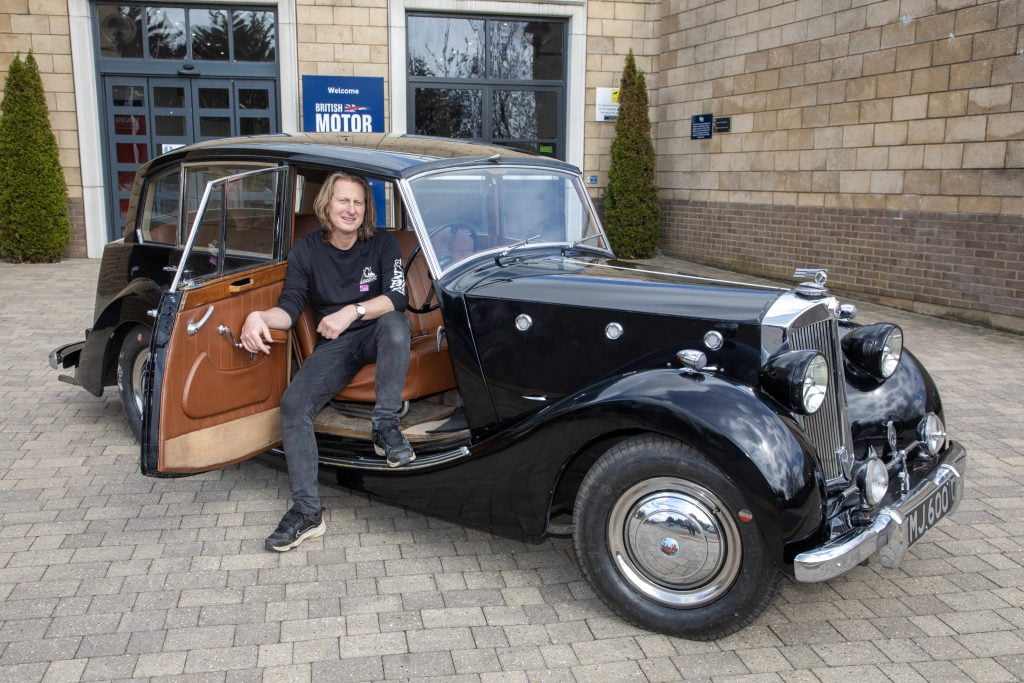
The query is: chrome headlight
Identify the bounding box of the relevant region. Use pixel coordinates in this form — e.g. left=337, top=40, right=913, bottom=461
left=841, top=323, right=903, bottom=380
left=760, top=350, right=829, bottom=415
left=857, top=456, right=889, bottom=506
left=917, top=413, right=947, bottom=456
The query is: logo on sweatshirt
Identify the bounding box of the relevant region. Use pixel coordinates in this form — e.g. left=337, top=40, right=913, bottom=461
left=359, top=266, right=377, bottom=292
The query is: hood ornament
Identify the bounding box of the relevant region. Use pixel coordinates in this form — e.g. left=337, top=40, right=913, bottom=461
left=793, top=268, right=828, bottom=298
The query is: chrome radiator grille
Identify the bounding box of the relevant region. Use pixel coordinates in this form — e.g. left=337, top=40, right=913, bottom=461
left=790, top=317, right=853, bottom=482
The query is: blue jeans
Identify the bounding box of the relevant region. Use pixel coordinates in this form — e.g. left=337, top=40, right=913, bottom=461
left=280, top=311, right=411, bottom=515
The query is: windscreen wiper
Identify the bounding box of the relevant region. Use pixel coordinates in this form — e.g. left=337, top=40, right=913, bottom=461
left=564, top=233, right=606, bottom=252
left=495, top=234, right=542, bottom=265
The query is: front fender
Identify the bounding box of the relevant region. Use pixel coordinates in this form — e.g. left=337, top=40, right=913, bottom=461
left=544, top=368, right=826, bottom=565
left=77, top=278, right=163, bottom=396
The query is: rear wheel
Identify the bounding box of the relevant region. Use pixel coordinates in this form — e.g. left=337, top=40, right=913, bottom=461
left=117, top=324, right=151, bottom=441
left=573, top=434, right=781, bottom=639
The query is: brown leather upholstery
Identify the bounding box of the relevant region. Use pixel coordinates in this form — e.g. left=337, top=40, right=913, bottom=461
left=293, top=214, right=321, bottom=241
left=291, top=228, right=456, bottom=402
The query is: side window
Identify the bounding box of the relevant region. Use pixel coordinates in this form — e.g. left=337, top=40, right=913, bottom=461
left=138, top=166, right=181, bottom=244
left=182, top=163, right=272, bottom=244
left=177, top=167, right=284, bottom=286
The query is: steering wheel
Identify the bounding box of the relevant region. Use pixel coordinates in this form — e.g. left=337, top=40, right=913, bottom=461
left=404, top=222, right=479, bottom=314
left=404, top=243, right=439, bottom=314
left=429, top=221, right=479, bottom=269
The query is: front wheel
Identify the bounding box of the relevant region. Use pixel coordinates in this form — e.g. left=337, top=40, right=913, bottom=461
left=573, top=434, right=782, bottom=639
left=117, top=324, right=151, bottom=441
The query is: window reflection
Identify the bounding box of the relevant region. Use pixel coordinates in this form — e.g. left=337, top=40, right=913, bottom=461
left=492, top=90, right=557, bottom=140
left=414, top=89, right=482, bottom=138
left=98, top=5, right=143, bottom=58
left=408, top=16, right=484, bottom=78
left=233, top=10, right=276, bottom=62
left=490, top=21, right=563, bottom=80
left=112, top=84, right=145, bottom=107
left=147, top=7, right=186, bottom=59
left=190, top=8, right=229, bottom=61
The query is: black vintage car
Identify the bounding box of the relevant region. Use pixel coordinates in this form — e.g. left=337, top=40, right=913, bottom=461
left=50, top=133, right=967, bottom=639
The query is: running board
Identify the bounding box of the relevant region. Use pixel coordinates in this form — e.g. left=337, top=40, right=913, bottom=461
left=317, top=445, right=471, bottom=471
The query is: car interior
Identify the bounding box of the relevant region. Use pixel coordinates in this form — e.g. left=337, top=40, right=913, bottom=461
left=289, top=168, right=468, bottom=447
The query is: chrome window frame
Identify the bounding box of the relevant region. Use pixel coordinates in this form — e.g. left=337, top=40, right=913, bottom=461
left=398, top=163, right=612, bottom=280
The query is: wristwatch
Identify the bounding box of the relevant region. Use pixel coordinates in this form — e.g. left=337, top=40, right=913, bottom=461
left=354, top=303, right=366, bottom=319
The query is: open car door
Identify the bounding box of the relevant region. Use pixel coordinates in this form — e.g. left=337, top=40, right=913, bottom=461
left=141, top=166, right=291, bottom=476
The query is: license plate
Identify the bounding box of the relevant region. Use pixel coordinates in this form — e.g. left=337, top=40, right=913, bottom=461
left=906, top=477, right=957, bottom=546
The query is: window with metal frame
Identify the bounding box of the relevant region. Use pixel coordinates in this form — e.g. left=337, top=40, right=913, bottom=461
left=406, top=13, right=566, bottom=159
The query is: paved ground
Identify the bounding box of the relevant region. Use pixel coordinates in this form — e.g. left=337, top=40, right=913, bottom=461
left=1, top=257, right=1023, bottom=682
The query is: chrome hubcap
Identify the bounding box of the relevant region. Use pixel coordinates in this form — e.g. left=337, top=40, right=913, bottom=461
left=607, top=477, right=741, bottom=607
left=130, top=349, right=149, bottom=416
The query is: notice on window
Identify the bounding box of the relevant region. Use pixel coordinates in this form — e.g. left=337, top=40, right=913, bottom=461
left=301, top=76, right=384, bottom=134
left=596, top=87, right=620, bottom=122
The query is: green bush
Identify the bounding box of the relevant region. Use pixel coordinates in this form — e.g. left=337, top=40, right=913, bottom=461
left=0, top=53, right=70, bottom=262
left=604, top=50, right=659, bottom=259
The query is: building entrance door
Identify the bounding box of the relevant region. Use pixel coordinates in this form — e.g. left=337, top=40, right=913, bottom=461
left=102, top=75, right=278, bottom=240
left=94, top=4, right=280, bottom=241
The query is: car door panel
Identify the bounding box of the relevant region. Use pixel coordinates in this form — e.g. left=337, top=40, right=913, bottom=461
left=157, top=262, right=289, bottom=473
left=141, top=166, right=290, bottom=477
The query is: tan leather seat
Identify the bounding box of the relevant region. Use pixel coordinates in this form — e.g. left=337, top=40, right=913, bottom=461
left=290, top=222, right=456, bottom=402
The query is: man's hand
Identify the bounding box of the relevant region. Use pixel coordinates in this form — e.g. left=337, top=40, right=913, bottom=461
left=240, top=311, right=275, bottom=354
left=317, top=306, right=356, bottom=340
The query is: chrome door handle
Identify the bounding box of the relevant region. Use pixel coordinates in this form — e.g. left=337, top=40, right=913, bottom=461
left=187, top=305, right=214, bottom=335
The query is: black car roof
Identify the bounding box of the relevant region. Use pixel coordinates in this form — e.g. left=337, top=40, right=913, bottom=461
left=147, top=133, right=580, bottom=179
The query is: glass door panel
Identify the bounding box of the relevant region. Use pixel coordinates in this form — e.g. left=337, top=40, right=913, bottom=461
left=192, top=79, right=234, bottom=140
left=150, top=78, right=192, bottom=155
left=235, top=80, right=276, bottom=136
left=104, top=76, right=151, bottom=238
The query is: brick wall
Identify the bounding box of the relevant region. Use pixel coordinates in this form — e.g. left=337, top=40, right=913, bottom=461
left=653, top=0, right=1023, bottom=327
left=0, top=0, right=83, bottom=258
left=655, top=0, right=1023, bottom=213
left=663, top=199, right=1024, bottom=330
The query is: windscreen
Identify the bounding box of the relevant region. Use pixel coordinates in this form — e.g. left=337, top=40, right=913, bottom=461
left=407, top=166, right=607, bottom=270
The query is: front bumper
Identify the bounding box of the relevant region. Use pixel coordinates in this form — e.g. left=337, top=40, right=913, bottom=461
left=793, top=441, right=967, bottom=582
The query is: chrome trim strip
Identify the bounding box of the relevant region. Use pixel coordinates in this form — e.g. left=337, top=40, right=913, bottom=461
left=793, top=442, right=967, bottom=582
left=567, top=260, right=786, bottom=291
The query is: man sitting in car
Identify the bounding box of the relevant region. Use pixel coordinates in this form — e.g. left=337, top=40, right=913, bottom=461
left=240, top=171, right=414, bottom=552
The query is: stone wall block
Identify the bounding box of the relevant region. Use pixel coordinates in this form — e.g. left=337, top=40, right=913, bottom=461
left=987, top=111, right=1024, bottom=139
left=955, top=3, right=1000, bottom=34
left=894, top=93, right=930, bottom=118
left=963, top=140, right=1008, bottom=165
left=912, top=65, right=951, bottom=93
left=969, top=84, right=1014, bottom=113
left=972, top=27, right=1020, bottom=59
left=933, top=35, right=974, bottom=65
left=946, top=115, right=989, bottom=140
left=950, top=60, right=994, bottom=89
left=875, top=120, right=910, bottom=144
left=929, top=89, right=969, bottom=116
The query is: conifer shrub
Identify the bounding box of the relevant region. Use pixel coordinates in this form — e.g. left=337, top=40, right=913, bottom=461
left=603, top=50, right=659, bottom=259
left=0, top=53, right=70, bottom=262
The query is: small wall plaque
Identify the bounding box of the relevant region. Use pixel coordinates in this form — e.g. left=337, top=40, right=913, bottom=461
left=691, top=114, right=713, bottom=140
left=714, top=116, right=731, bottom=133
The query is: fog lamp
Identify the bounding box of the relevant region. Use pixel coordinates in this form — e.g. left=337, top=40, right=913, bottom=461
left=858, top=456, right=889, bottom=507
left=917, top=413, right=946, bottom=456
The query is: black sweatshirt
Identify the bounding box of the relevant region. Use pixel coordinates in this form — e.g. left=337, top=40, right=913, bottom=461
left=277, top=230, right=407, bottom=334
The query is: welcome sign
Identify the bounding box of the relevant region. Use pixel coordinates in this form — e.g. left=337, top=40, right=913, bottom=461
left=301, top=76, right=384, bottom=133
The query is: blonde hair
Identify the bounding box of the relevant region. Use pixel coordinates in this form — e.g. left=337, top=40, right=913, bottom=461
left=313, top=171, right=376, bottom=241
